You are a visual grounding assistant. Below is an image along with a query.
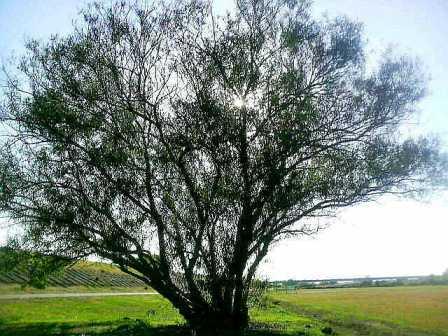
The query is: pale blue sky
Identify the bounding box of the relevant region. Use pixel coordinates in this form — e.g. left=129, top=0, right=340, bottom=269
left=0, top=0, right=447, bottom=280
left=312, top=0, right=448, bottom=138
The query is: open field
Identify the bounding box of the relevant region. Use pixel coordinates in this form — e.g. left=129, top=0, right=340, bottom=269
left=0, top=285, right=446, bottom=335
left=273, top=285, right=448, bottom=335
left=0, top=294, right=324, bottom=335
left=0, top=295, right=185, bottom=336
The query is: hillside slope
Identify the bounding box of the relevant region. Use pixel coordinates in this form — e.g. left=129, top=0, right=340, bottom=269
left=0, top=261, right=145, bottom=288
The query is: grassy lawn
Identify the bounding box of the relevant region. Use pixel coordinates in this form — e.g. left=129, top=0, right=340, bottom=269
left=1, top=286, right=446, bottom=335
left=273, top=285, right=448, bottom=336
left=0, top=295, right=185, bottom=336
left=0, top=294, right=325, bottom=335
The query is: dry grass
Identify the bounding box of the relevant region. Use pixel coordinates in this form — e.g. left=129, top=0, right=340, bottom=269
left=273, top=285, right=448, bottom=335
left=71, top=260, right=125, bottom=274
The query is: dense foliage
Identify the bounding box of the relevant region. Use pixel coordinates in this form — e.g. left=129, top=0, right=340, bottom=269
left=0, top=0, right=446, bottom=334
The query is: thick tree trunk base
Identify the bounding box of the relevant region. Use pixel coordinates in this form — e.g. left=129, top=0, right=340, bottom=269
left=188, top=311, right=249, bottom=336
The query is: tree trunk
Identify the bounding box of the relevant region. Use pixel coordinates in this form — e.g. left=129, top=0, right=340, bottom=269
left=188, top=309, right=249, bottom=336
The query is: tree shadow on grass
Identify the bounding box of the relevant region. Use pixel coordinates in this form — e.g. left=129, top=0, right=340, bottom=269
left=0, top=320, right=312, bottom=336
left=0, top=320, right=304, bottom=336
left=0, top=321, right=180, bottom=336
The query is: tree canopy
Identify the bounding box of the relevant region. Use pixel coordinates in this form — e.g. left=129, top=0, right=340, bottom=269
left=0, top=0, right=446, bottom=334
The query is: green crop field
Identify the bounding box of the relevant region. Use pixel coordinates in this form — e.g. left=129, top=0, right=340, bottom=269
left=0, top=260, right=145, bottom=289
left=0, top=285, right=446, bottom=335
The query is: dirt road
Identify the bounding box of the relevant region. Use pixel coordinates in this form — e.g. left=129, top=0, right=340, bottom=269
left=0, top=292, right=159, bottom=300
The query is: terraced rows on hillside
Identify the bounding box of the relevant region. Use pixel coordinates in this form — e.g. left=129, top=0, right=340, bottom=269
left=0, top=267, right=145, bottom=288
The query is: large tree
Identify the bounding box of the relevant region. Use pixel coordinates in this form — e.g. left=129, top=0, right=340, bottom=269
left=0, top=0, right=446, bottom=334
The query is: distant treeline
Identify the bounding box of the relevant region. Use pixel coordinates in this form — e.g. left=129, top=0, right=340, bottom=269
left=269, top=273, right=448, bottom=290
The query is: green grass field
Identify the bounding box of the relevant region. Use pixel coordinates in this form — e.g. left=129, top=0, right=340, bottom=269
left=273, top=286, right=448, bottom=336
left=0, top=295, right=324, bottom=335
left=0, top=286, right=446, bottom=335
left=0, top=295, right=185, bottom=336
